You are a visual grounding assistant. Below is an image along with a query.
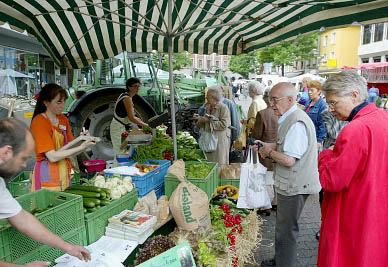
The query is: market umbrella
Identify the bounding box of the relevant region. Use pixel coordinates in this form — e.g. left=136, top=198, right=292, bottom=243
left=2, top=0, right=388, bottom=158
left=0, top=69, right=32, bottom=96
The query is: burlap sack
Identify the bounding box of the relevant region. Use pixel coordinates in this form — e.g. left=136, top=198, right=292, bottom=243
left=168, top=160, right=211, bottom=231
left=219, top=163, right=241, bottom=179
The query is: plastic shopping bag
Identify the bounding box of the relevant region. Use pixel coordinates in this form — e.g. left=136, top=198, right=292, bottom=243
left=237, top=147, right=271, bottom=209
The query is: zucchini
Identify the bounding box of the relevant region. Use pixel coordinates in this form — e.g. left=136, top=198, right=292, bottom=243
left=95, top=205, right=101, bottom=210
left=101, top=188, right=111, bottom=194
left=83, top=208, right=87, bottom=214
left=64, top=190, right=101, bottom=198
left=87, top=207, right=97, bottom=213
left=99, top=200, right=111, bottom=206
left=83, top=198, right=96, bottom=208
left=66, top=185, right=102, bottom=193
left=99, top=191, right=107, bottom=199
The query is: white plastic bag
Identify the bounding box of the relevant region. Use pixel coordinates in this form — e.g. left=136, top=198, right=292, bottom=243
left=237, top=147, right=271, bottom=209
left=198, top=122, right=218, bottom=152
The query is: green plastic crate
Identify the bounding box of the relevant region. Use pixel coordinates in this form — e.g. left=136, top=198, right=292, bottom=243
left=14, top=226, right=87, bottom=267
left=219, top=178, right=240, bottom=188
left=177, top=149, right=207, bottom=161
left=0, top=220, right=11, bottom=263
left=8, top=172, right=81, bottom=197
left=84, top=188, right=138, bottom=245
left=164, top=161, right=218, bottom=200
left=6, top=189, right=84, bottom=261
left=8, top=171, right=31, bottom=197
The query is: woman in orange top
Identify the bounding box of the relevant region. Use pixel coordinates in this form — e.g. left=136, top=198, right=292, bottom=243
left=30, top=84, right=96, bottom=191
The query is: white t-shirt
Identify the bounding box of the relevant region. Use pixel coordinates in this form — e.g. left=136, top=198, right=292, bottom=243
left=0, top=178, right=22, bottom=219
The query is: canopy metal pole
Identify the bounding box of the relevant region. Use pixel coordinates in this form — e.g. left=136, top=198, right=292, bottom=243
left=168, top=0, right=178, bottom=160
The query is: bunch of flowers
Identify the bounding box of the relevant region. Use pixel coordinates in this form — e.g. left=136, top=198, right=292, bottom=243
left=121, top=131, right=129, bottom=143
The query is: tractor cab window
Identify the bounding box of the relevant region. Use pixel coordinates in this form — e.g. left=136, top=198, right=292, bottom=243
left=130, top=56, right=155, bottom=88
left=112, top=54, right=125, bottom=85
left=76, top=64, right=96, bottom=87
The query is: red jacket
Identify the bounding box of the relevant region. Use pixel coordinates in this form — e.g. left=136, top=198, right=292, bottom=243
left=318, top=104, right=388, bottom=267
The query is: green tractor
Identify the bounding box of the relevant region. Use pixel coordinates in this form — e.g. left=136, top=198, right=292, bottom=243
left=64, top=52, right=227, bottom=161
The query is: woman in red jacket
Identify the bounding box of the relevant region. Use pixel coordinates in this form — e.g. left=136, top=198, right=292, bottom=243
left=318, top=70, right=388, bottom=267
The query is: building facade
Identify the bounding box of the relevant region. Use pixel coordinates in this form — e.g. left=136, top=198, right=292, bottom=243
left=358, top=22, right=388, bottom=63
left=319, top=26, right=360, bottom=76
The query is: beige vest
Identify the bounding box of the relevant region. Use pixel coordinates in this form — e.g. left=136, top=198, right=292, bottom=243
left=274, top=108, right=321, bottom=196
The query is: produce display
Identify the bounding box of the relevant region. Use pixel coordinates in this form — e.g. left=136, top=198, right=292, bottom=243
left=215, top=185, right=239, bottom=199
left=133, top=134, right=201, bottom=163
left=93, top=174, right=134, bottom=200
left=135, top=235, right=175, bottom=265
left=31, top=203, right=54, bottom=216
left=135, top=164, right=158, bottom=173
left=64, top=184, right=111, bottom=213
left=185, top=163, right=213, bottom=179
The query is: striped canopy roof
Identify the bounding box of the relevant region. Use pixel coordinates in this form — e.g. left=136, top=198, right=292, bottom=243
left=1, top=0, right=388, bottom=69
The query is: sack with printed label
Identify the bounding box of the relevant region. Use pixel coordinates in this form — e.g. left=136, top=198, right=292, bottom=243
left=167, top=160, right=211, bottom=231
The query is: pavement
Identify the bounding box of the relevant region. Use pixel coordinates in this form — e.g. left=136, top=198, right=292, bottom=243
left=245, top=193, right=321, bottom=267
left=236, top=97, right=321, bottom=267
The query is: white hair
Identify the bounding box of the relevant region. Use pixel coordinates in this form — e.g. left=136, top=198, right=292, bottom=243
left=322, top=70, right=368, bottom=101
left=248, top=81, right=264, bottom=96
left=207, top=85, right=223, bottom=101
left=274, top=82, right=297, bottom=100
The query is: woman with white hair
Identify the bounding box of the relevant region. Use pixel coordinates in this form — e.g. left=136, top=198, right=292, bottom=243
left=193, top=86, right=231, bottom=165
left=317, top=70, right=388, bottom=267
left=243, top=81, right=267, bottom=135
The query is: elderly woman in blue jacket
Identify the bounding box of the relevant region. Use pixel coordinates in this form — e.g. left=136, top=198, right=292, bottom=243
left=304, top=80, right=327, bottom=150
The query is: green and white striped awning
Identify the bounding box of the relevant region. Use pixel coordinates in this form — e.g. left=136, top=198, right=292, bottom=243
left=1, top=0, right=388, bottom=69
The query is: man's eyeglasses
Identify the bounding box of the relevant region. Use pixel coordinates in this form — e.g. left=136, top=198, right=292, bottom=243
left=269, top=96, right=288, bottom=104
left=131, top=84, right=141, bottom=88
left=327, top=101, right=338, bottom=109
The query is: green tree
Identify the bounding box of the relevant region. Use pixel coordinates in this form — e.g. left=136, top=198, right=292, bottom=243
left=154, top=52, right=192, bottom=71
left=228, top=52, right=257, bottom=78
left=256, top=33, right=318, bottom=76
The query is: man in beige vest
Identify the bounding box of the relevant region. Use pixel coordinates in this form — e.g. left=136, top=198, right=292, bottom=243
left=255, top=82, right=321, bottom=267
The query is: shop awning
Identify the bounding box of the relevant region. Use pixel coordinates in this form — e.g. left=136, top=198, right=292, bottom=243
left=1, top=0, right=388, bottom=69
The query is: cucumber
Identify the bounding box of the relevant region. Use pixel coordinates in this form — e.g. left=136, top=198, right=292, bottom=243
left=83, top=208, right=87, bottom=214
left=87, top=207, right=97, bottom=213
left=95, top=205, right=101, bottom=210
left=64, top=190, right=101, bottom=198
left=83, top=198, right=96, bottom=208
left=101, top=188, right=111, bottom=194
left=99, top=191, right=106, bottom=199
left=66, top=185, right=102, bottom=193
left=99, top=200, right=111, bottom=206
left=94, top=199, right=101, bottom=205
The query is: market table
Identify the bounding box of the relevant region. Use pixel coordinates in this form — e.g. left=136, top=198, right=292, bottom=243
left=123, top=215, right=176, bottom=266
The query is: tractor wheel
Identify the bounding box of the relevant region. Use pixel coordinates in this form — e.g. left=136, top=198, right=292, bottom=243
left=69, top=93, right=150, bottom=162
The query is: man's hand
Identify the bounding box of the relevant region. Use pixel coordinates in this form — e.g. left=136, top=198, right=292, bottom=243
left=63, top=243, right=91, bottom=262
left=259, top=145, right=273, bottom=159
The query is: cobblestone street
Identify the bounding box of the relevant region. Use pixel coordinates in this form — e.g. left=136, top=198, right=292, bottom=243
left=245, top=194, right=321, bottom=267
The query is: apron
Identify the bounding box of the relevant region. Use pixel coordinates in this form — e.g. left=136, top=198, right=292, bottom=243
left=32, top=124, right=72, bottom=191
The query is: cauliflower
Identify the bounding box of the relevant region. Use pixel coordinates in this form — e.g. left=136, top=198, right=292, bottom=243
left=117, top=185, right=127, bottom=196
left=123, top=176, right=132, bottom=185
left=104, top=180, right=116, bottom=190
left=111, top=177, right=122, bottom=186
left=124, top=183, right=133, bottom=193
left=110, top=188, right=122, bottom=200
left=94, top=179, right=105, bottom=188
left=95, top=175, right=105, bottom=182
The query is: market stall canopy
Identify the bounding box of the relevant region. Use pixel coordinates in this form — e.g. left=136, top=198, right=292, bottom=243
left=1, top=0, right=388, bottom=69
left=352, top=62, right=388, bottom=69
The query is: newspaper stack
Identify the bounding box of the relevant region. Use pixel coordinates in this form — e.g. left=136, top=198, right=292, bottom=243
left=105, top=210, right=157, bottom=244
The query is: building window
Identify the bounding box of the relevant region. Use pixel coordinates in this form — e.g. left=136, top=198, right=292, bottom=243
left=198, top=59, right=203, bottom=69
left=207, top=60, right=211, bottom=69
left=191, top=59, right=194, bottom=67
left=324, top=35, right=328, bottom=46
left=215, top=60, right=219, bottom=67
left=331, top=32, right=336, bottom=44
left=363, top=25, right=372, bottom=44
left=330, top=51, right=335, bottom=59
left=362, top=58, right=369, bottom=63
left=223, top=61, right=228, bottom=69
left=374, top=23, right=384, bottom=42
left=373, top=56, right=381, bottom=63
